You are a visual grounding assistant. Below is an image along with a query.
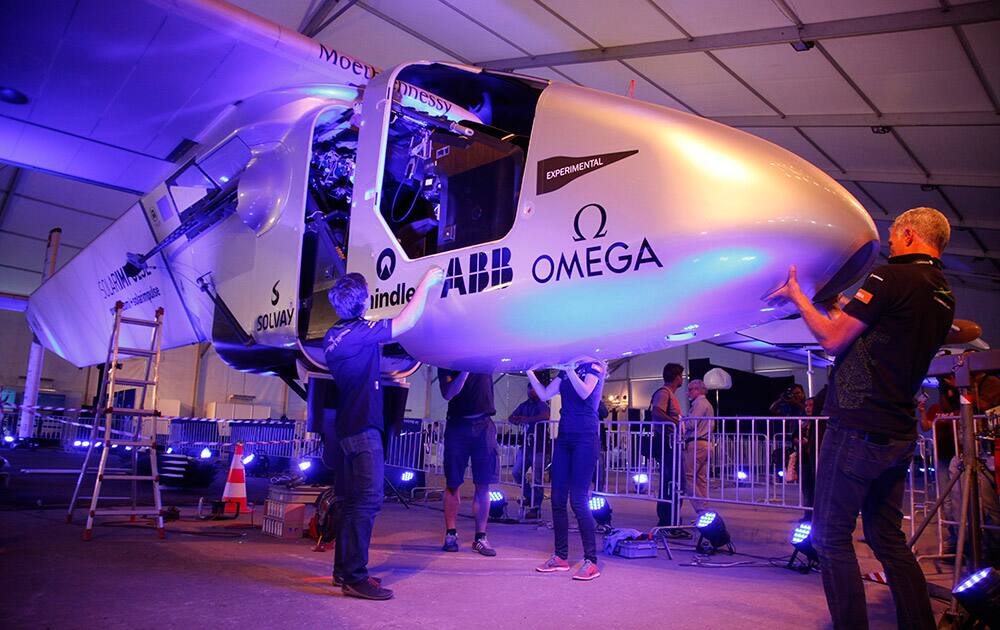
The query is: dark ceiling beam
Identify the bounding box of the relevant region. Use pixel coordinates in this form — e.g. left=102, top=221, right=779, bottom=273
left=435, top=0, right=583, bottom=86
left=939, top=268, right=1000, bottom=283
left=936, top=246, right=999, bottom=260
left=0, top=166, right=23, bottom=230
left=476, top=2, right=1000, bottom=70
left=5, top=192, right=118, bottom=222
left=829, top=170, right=1000, bottom=188
left=357, top=1, right=470, bottom=63
left=714, top=111, right=1000, bottom=128
left=302, top=0, right=360, bottom=38
left=0, top=228, right=84, bottom=250
left=871, top=216, right=1000, bottom=231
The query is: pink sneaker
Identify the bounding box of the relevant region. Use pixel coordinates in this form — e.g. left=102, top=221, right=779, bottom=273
left=572, top=559, right=600, bottom=581
left=535, top=554, right=570, bottom=572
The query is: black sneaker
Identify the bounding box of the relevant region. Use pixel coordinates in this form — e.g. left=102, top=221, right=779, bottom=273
left=442, top=532, right=459, bottom=552
left=342, top=577, right=393, bottom=600
left=472, top=536, right=497, bottom=557
left=334, top=575, right=382, bottom=588
left=665, top=528, right=692, bottom=540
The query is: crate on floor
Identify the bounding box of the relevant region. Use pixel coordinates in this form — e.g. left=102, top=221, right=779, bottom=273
left=261, top=484, right=328, bottom=539
left=262, top=504, right=305, bottom=539
left=614, top=539, right=658, bottom=558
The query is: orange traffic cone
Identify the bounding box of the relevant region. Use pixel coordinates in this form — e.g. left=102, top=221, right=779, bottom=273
left=222, top=443, right=248, bottom=515
left=862, top=571, right=888, bottom=585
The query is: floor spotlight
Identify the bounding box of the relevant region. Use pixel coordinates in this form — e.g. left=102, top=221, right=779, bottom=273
left=199, top=447, right=212, bottom=459
left=489, top=490, right=508, bottom=519
left=632, top=472, right=649, bottom=492
left=589, top=495, right=613, bottom=529
left=953, top=567, right=1000, bottom=628
left=695, top=511, right=734, bottom=554
left=391, top=467, right=424, bottom=494
left=245, top=453, right=270, bottom=477
left=298, top=460, right=312, bottom=471
left=788, top=521, right=819, bottom=572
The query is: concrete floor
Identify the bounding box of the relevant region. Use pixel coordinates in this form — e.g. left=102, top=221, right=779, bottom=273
left=1, top=449, right=954, bottom=630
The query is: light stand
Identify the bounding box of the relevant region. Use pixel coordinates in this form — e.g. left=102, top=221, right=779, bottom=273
left=908, top=349, right=1000, bottom=626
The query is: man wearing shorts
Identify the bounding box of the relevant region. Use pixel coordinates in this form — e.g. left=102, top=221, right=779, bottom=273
left=439, top=370, right=498, bottom=556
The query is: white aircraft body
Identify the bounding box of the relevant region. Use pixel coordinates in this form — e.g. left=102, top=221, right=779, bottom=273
left=3, top=0, right=878, bottom=393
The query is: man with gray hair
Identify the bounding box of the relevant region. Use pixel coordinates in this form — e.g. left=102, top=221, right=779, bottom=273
left=683, top=379, right=713, bottom=514
left=769, top=206, right=954, bottom=629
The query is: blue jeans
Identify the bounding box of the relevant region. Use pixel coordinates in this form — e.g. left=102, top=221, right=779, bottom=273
left=551, top=431, right=598, bottom=562
left=333, top=428, right=384, bottom=585
left=812, top=425, right=934, bottom=630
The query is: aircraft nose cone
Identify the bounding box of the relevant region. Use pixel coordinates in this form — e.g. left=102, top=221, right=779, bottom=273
left=657, top=122, right=880, bottom=305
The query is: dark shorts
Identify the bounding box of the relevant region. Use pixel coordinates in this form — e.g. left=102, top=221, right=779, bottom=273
left=443, top=416, right=499, bottom=488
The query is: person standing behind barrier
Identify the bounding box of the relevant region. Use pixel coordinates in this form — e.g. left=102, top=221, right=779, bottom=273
left=769, top=206, right=954, bottom=629
left=799, top=386, right=828, bottom=522
left=683, top=379, right=713, bottom=515
left=324, top=268, right=444, bottom=601
left=769, top=384, right=807, bottom=417
left=439, top=369, right=499, bottom=557
left=509, top=384, right=551, bottom=519
left=651, top=363, right=686, bottom=534
left=527, top=357, right=606, bottom=581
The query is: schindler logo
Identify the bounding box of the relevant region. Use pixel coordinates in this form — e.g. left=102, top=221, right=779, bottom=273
left=537, top=150, right=638, bottom=195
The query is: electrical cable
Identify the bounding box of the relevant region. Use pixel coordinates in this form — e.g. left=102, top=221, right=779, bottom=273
left=389, top=177, right=423, bottom=223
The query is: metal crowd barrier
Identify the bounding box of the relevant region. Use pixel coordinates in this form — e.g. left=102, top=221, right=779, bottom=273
left=15, top=406, right=992, bottom=543
left=6, top=407, right=313, bottom=462
left=375, top=415, right=826, bottom=525
left=675, top=416, right=818, bottom=515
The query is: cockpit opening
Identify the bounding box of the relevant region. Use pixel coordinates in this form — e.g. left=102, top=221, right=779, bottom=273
left=297, top=65, right=547, bottom=351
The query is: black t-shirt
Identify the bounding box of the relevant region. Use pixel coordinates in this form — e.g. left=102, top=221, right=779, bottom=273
left=439, top=369, right=495, bottom=418
left=825, top=254, right=954, bottom=440
left=557, top=361, right=605, bottom=433
left=324, top=317, right=393, bottom=438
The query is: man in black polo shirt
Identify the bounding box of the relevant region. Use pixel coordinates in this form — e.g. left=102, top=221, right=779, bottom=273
left=324, top=268, right=443, bottom=600
left=769, top=207, right=954, bottom=629
left=439, top=369, right=498, bottom=556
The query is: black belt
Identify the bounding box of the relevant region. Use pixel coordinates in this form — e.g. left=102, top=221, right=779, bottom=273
left=448, top=413, right=492, bottom=421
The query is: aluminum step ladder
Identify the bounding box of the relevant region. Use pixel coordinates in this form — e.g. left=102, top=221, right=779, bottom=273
left=67, top=302, right=166, bottom=540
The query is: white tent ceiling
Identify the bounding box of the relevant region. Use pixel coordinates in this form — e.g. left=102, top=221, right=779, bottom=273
left=1, top=0, right=997, bottom=316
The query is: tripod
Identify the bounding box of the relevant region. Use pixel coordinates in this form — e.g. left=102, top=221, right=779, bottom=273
left=384, top=476, right=411, bottom=508
left=907, top=349, right=999, bottom=624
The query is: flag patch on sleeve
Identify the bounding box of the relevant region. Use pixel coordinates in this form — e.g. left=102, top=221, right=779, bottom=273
left=854, top=288, right=873, bottom=304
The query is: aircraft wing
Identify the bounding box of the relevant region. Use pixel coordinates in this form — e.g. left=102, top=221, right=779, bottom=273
left=0, top=0, right=372, bottom=194
left=25, top=202, right=202, bottom=368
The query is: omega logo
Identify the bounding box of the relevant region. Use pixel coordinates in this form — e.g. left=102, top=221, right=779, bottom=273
left=573, top=203, right=608, bottom=242
left=532, top=203, right=663, bottom=284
